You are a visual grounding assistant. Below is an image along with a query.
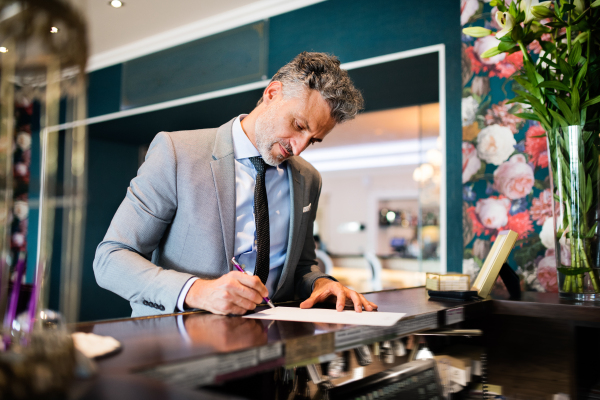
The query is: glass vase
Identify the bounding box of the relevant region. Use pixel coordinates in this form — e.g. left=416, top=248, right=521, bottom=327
left=548, top=125, right=600, bottom=300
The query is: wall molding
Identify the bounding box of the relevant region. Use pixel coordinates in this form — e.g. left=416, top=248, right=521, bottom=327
left=87, top=0, right=325, bottom=72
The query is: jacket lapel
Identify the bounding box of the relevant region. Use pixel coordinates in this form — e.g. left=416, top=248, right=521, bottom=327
left=210, top=119, right=236, bottom=270
left=275, top=158, right=305, bottom=294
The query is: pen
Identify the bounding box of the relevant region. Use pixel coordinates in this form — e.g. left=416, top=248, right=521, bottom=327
left=231, top=257, right=275, bottom=308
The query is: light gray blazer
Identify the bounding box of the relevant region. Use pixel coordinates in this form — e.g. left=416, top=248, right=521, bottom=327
left=93, top=118, right=332, bottom=317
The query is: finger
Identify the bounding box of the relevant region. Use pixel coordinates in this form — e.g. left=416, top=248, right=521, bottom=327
left=226, top=305, right=247, bottom=316
left=369, top=301, right=378, bottom=310
left=357, top=294, right=373, bottom=311
left=230, top=292, right=258, bottom=311
left=300, top=291, right=319, bottom=309
left=231, top=279, right=264, bottom=304
left=232, top=272, right=269, bottom=298
left=335, top=288, right=346, bottom=312
left=300, top=286, right=332, bottom=309
left=349, top=291, right=363, bottom=313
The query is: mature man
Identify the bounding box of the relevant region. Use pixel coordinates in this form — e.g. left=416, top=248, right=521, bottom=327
left=94, top=52, right=378, bottom=317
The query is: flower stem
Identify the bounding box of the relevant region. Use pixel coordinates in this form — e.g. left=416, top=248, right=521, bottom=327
left=517, top=41, right=533, bottom=66
left=563, top=275, right=572, bottom=292
left=578, top=239, right=600, bottom=292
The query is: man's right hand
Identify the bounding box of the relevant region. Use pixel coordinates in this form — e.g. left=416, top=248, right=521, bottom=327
left=184, top=271, right=268, bottom=315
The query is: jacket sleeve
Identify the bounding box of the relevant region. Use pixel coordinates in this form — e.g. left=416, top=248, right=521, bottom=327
left=93, top=132, right=195, bottom=314
left=293, top=173, right=338, bottom=300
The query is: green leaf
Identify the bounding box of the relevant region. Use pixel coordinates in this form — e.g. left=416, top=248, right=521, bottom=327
left=573, top=31, right=589, bottom=45
left=574, top=61, right=588, bottom=91
left=560, top=3, right=576, bottom=13
left=537, top=81, right=571, bottom=92
left=540, top=41, right=557, bottom=53
left=463, top=27, right=493, bottom=38
left=558, top=58, right=574, bottom=78
left=571, top=89, right=580, bottom=124
left=509, top=0, right=518, bottom=18
left=569, top=42, right=582, bottom=66
left=585, top=174, right=593, bottom=212
left=513, top=76, right=541, bottom=98
left=539, top=54, right=560, bottom=69
left=546, top=21, right=568, bottom=28
left=515, top=112, right=541, bottom=121
left=586, top=222, right=598, bottom=238
left=557, top=267, right=592, bottom=275
left=592, top=0, right=600, bottom=7
left=511, top=23, right=524, bottom=42
left=514, top=89, right=546, bottom=117
left=481, top=46, right=503, bottom=59
left=556, top=97, right=575, bottom=123
left=532, top=4, right=556, bottom=18
left=582, top=95, right=600, bottom=109
left=506, top=96, right=527, bottom=105
left=549, top=108, right=569, bottom=130
left=499, top=41, right=518, bottom=52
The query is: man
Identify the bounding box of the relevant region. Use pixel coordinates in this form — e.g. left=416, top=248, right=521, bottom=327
left=94, top=52, right=378, bottom=317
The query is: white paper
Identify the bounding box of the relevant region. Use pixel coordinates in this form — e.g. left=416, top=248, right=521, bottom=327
left=243, top=307, right=405, bottom=327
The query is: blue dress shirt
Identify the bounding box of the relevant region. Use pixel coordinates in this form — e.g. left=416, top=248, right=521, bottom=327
left=177, top=115, right=290, bottom=310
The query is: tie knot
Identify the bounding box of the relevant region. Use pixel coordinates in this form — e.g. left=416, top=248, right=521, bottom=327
left=249, top=156, right=267, bottom=176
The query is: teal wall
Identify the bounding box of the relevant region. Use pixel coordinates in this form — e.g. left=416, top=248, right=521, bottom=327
left=80, top=0, right=462, bottom=321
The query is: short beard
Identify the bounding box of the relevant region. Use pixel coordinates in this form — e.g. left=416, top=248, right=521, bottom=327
left=254, top=103, right=294, bottom=166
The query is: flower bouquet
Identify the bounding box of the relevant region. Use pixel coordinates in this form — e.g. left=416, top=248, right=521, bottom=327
left=464, top=0, right=600, bottom=299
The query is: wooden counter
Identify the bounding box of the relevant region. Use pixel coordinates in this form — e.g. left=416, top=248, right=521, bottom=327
left=71, top=288, right=600, bottom=399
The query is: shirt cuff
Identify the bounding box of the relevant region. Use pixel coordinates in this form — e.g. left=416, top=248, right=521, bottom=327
left=177, top=277, right=199, bottom=312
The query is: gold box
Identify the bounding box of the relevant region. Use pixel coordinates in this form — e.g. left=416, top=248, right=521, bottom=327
left=425, top=273, right=471, bottom=291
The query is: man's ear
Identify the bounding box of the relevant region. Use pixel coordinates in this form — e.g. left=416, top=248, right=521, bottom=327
left=262, top=81, right=283, bottom=105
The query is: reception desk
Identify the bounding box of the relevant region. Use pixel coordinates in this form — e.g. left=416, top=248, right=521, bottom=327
left=70, top=288, right=600, bottom=399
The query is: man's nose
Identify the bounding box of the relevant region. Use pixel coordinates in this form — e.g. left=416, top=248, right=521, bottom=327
left=291, top=136, right=311, bottom=156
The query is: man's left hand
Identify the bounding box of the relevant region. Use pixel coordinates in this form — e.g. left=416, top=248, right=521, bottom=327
left=300, top=278, right=378, bottom=312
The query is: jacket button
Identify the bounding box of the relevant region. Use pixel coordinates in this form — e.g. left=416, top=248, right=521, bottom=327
left=143, top=300, right=148, bottom=306
left=150, top=302, right=156, bottom=308
left=159, top=305, right=165, bottom=311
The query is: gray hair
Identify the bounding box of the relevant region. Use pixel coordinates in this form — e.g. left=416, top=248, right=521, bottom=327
left=258, top=52, right=364, bottom=124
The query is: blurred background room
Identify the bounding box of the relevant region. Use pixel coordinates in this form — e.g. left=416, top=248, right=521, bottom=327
left=1, top=0, right=464, bottom=323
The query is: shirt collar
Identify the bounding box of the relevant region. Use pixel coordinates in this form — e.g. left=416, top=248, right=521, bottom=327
left=232, top=114, right=260, bottom=160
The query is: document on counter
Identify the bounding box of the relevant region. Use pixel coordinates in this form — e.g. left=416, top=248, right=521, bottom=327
left=243, top=307, right=405, bottom=327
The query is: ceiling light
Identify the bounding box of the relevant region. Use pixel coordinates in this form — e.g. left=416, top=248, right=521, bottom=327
left=50, top=27, right=59, bottom=33
left=0, top=47, right=7, bottom=53
left=109, top=0, right=123, bottom=8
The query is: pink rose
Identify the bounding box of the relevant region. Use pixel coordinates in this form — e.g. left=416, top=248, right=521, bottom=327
left=475, top=197, right=511, bottom=230
left=537, top=257, right=558, bottom=293
left=11, top=232, right=24, bottom=247
left=474, top=36, right=506, bottom=65
left=461, top=0, right=479, bottom=25
left=493, top=154, right=534, bottom=199
left=462, top=142, right=481, bottom=183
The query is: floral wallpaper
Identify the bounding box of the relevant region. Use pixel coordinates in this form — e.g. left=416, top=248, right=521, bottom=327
left=461, top=0, right=558, bottom=293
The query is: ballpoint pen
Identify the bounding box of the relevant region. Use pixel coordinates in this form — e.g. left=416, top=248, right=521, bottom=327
left=231, top=257, right=275, bottom=308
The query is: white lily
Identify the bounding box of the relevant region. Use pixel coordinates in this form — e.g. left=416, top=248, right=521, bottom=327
left=523, top=0, right=553, bottom=23
left=495, top=10, right=515, bottom=38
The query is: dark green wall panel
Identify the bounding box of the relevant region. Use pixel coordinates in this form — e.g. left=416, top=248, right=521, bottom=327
left=88, top=65, right=122, bottom=118
left=79, top=139, right=139, bottom=321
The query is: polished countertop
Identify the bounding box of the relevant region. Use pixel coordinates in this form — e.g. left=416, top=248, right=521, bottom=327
left=74, top=288, right=489, bottom=377
left=72, top=287, right=600, bottom=396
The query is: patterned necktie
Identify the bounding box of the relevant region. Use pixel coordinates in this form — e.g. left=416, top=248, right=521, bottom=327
left=249, top=156, right=270, bottom=284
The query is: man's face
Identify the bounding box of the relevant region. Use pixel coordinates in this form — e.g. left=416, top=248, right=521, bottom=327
left=254, top=87, right=336, bottom=166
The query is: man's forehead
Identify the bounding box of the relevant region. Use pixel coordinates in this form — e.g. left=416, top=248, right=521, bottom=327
left=295, top=90, right=336, bottom=133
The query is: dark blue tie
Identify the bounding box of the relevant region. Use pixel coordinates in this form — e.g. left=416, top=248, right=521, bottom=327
left=249, top=156, right=270, bottom=284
